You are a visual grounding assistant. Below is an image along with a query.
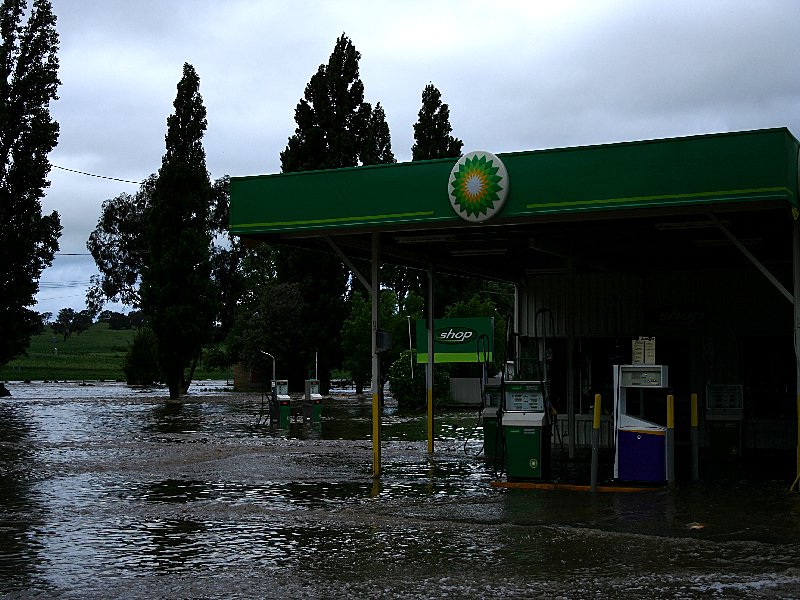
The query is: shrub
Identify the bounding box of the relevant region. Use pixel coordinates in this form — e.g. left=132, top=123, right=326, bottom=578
left=202, top=346, right=228, bottom=371
left=387, top=349, right=450, bottom=411
left=124, top=328, right=161, bottom=385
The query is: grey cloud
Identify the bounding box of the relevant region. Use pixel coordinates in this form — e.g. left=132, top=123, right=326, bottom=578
left=31, top=0, right=800, bottom=315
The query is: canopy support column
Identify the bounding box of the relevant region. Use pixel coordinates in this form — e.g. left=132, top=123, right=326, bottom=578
left=427, top=267, right=435, bottom=454
left=792, top=219, right=800, bottom=491
left=567, top=260, right=576, bottom=459
left=371, top=233, right=381, bottom=478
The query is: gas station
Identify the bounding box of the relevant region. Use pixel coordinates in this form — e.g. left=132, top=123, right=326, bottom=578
left=229, top=127, right=800, bottom=486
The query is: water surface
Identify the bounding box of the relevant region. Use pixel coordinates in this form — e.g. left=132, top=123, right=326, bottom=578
left=1, top=382, right=798, bottom=598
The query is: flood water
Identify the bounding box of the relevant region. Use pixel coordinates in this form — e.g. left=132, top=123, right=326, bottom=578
left=1, top=381, right=800, bottom=598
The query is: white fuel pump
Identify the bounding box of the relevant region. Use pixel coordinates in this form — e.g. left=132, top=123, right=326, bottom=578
left=613, top=364, right=669, bottom=482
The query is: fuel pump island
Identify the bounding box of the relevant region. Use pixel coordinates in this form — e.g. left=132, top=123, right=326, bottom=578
left=259, top=351, right=323, bottom=429
left=489, top=333, right=675, bottom=490
left=414, top=317, right=555, bottom=480
left=479, top=325, right=554, bottom=483
left=267, top=379, right=324, bottom=429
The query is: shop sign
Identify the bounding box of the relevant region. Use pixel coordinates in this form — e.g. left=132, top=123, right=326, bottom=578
left=416, top=317, right=494, bottom=363
left=646, top=306, right=707, bottom=328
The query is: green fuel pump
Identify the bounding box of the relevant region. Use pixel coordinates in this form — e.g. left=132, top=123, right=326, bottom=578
left=272, top=379, right=290, bottom=428
left=258, top=351, right=291, bottom=429
left=304, top=379, right=323, bottom=424
left=502, top=380, right=551, bottom=480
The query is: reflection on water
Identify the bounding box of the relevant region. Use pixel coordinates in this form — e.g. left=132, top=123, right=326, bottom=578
left=0, top=404, right=44, bottom=590
left=137, top=479, right=211, bottom=503
left=0, top=382, right=798, bottom=598
left=145, top=402, right=205, bottom=435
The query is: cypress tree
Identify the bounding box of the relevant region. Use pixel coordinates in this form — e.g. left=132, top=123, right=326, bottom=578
left=280, top=34, right=367, bottom=172
left=140, top=63, right=215, bottom=399
left=86, top=173, right=238, bottom=343
left=360, top=102, right=395, bottom=166
left=0, top=0, right=61, bottom=374
left=276, top=34, right=377, bottom=391
left=411, top=83, right=481, bottom=315
left=411, top=83, right=463, bottom=161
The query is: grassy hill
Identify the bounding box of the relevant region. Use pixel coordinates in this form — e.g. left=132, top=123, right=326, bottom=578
left=2, top=323, right=231, bottom=382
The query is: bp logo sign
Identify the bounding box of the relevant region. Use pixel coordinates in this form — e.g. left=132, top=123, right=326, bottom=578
left=448, top=151, right=508, bottom=222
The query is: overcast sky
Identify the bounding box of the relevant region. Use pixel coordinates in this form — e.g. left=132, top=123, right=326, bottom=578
left=35, top=0, right=800, bottom=316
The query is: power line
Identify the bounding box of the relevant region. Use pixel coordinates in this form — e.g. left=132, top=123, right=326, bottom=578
left=52, top=164, right=142, bottom=185
left=39, top=280, right=93, bottom=289
left=36, top=293, right=86, bottom=301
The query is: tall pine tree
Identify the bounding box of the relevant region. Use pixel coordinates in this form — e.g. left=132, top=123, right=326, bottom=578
left=410, top=83, right=483, bottom=315
left=280, top=34, right=368, bottom=172
left=140, top=63, right=215, bottom=399
left=411, top=84, right=463, bottom=161
left=0, top=0, right=61, bottom=374
left=276, top=34, right=384, bottom=391
left=360, top=102, right=395, bottom=166
left=381, top=83, right=466, bottom=311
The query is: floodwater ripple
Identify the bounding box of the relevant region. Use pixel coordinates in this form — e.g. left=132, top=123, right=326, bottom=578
left=0, top=382, right=798, bottom=598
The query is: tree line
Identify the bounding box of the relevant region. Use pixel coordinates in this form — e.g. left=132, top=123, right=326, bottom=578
left=0, top=3, right=512, bottom=401
left=36, top=309, right=144, bottom=342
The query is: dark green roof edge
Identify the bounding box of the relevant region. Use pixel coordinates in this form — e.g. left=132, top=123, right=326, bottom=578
left=230, top=128, right=800, bottom=235
left=231, top=154, right=456, bottom=182
left=496, top=126, right=800, bottom=159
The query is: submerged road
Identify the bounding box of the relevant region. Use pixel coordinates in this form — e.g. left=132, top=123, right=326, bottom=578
left=1, top=381, right=799, bottom=598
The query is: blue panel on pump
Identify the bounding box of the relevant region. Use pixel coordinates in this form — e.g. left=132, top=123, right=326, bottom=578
left=617, top=430, right=665, bottom=482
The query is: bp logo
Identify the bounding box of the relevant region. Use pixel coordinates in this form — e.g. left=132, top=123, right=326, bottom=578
left=448, top=151, right=508, bottom=223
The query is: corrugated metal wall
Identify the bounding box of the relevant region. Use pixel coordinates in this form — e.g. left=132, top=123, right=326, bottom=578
left=519, top=267, right=790, bottom=339
left=519, top=272, right=643, bottom=338
left=518, top=267, right=792, bottom=402
left=644, top=268, right=791, bottom=337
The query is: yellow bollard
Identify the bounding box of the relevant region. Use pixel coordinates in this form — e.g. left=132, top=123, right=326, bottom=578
left=666, top=394, right=675, bottom=486
left=427, top=387, right=434, bottom=454
left=372, top=391, right=381, bottom=478
left=691, top=393, right=699, bottom=482
left=667, top=394, right=675, bottom=430
left=593, top=393, right=602, bottom=431
left=590, top=394, right=601, bottom=491
left=792, top=394, right=800, bottom=492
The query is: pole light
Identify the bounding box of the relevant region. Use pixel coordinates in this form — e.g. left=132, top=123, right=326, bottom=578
left=259, top=350, right=276, bottom=387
